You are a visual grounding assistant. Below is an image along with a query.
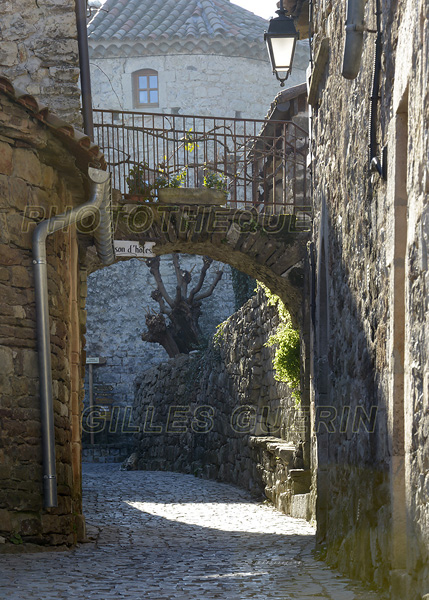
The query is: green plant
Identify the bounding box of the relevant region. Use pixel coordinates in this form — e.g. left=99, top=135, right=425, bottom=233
left=257, top=282, right=301, bottom=403
left=213, top=318, right=229, bottom=347
left=170, top=169, right=187, bottom=188
left=155, top=167, right=187, bottom=188
left=9, top=532, right=23, bottom=545
left=203, top=168, right=227, bottom=191
left=183, top=127, right=198, bottom=153
left=240, top=218, right=263, bottom=233
left=266, top=322, right=300, bottom=401
left=127, top=163, right=188, bottom=200
left=126, top=163, right=154, bottom=198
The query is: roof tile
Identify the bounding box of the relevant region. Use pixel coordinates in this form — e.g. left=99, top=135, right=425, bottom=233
left=0, top=76, right=106, bottom=171
left=88, top=0, right=268, bottom=43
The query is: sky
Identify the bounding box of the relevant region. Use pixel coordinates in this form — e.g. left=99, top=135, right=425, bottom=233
left=230, top=0, right=278, bottom=20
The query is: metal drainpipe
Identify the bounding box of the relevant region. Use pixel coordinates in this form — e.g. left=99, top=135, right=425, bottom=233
left=33, top=167, right=114, bottom=508
left=75, top=0, right=94, bottom=139
left=341, top=0, right=365, bottom=79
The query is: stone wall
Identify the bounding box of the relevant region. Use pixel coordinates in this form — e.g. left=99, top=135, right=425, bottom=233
left=130, top=289, right=312, bottom=518
left=83, top=255, right=236, bottom=450
left=82, top=441, right=134, bottom=464
left=89, top=44, right=309, bottom=120
left=0, top=0, right=82, bottom=126
left=308, top=0, right=429, bottom=596
left=0, top=92, right=92, bottom=546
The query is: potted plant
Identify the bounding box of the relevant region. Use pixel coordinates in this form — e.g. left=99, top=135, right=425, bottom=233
left=125, top=160, right=229, bottom=206
left=125, top=163, right=154, bottom=202
left=158, top=167, right=228, bottom=205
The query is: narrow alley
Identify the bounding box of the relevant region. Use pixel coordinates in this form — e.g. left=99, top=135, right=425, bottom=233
left=0, top=464, right=385, bottom=600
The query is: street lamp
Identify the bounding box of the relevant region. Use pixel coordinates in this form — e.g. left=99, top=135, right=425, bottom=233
left=264, top=0, right=299, bottom=86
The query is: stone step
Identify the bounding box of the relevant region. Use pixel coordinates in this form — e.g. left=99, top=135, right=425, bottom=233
left=290, top=492, right=312, bottom=521
left=288, top=468, right=312, bottom=494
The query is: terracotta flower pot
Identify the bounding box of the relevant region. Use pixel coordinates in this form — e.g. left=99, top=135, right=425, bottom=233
left=123, top=194, right=151, bottom=203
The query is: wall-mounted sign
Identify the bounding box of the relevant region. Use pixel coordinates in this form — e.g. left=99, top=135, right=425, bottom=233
left=114, top=240, right=156, bottom=258
left=94, top=384, right=114, bottom=391
left=86, top=357, right=107, bottom=365
left=86, top=357, right=100, bottom=364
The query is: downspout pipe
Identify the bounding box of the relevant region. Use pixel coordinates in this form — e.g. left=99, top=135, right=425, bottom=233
left=75, top=0, right=94, bottom=139
left=369, top=0, right=383, bottom=176
left=342, top=0, right=365, bottom=79
left=33, top=167, right=114, bottom=508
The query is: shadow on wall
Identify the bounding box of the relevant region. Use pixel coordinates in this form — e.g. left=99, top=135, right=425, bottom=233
left=311, top=196, right=391, bottom=591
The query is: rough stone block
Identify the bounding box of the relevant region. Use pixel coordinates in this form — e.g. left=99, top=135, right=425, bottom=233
left=10, top=265, right=33, bottom=289
left=0, top=345, right=14, bottom=394
left=20, top=517, right=42, bottom=537
left=0, top=244, right=25, bottom=266
left=290, top=493, right=311, bottom=520
left=6, top=213, right=33, bottom=248
left=8, top=176, right=31, bottom=211
left=0, top=509, right=12, bottom=532
left=0, top=142, right=13, bottom=175
left=13, top=148, right=42, bottom=186
left=0, top=266, right=10, bottom=282
left=0, top=42, right=18, bottom=67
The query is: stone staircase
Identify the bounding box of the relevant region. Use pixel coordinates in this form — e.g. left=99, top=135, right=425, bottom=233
left=249, top=436, right=312, bottom=521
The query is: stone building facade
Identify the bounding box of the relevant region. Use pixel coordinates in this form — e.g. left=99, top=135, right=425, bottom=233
left=305, top=0, right=429, bottom=597
left=0, top=0, right=82, bottom=126
left=0, top=79, right=106, bottom=545
left=87, top=0, right=309, bottom=119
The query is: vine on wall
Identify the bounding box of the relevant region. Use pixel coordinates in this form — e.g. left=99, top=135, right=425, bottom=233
left=258, top=283, right=301, bottom=403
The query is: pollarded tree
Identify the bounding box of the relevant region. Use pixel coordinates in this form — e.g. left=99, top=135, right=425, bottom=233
left=142, top=255, right=223, bottom=357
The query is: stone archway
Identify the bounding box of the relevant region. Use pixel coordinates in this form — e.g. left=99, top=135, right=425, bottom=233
left=78, top=200, right=311, bottom=517
left=84, top=203, right=310, bottom=328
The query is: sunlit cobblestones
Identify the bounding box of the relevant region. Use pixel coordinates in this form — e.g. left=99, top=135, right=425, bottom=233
left=0, top=464, right=385, bottom=599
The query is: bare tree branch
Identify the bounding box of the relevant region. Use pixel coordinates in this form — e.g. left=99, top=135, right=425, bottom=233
left=194, top=270, right=223, bottom=301
left=172, top=253, right=184, bottom=302
left=189, top=256, right=213, bottom=302
left=151, top=289, right=171, bottom=315
left=146, top=257, right=174, bottom=308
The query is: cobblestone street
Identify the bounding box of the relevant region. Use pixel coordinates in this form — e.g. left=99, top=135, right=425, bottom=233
left=0, top=464, right=385, bottom=599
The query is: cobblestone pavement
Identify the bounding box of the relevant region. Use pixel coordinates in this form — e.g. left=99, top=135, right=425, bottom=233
left=0, top=464, right=386, bottom=600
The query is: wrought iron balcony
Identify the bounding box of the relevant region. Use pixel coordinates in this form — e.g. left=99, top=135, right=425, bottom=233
left=93, top=109, right=310, bottom=226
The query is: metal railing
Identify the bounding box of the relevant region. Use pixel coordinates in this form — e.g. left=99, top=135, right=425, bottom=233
left=93, top=109, right=310, bottom=219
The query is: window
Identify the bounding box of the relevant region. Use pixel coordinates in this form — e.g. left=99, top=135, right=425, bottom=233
left=132, top=69, right=159, bottom=108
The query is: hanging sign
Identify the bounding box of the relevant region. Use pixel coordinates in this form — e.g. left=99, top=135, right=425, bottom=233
left=114, top=240, right=156, bottom=258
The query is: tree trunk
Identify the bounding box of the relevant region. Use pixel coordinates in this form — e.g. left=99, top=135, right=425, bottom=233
left=141, top=254, right=223, bottom=356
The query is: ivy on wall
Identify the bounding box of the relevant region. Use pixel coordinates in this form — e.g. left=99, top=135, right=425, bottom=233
left=258, top=283, right=301, bottom=403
